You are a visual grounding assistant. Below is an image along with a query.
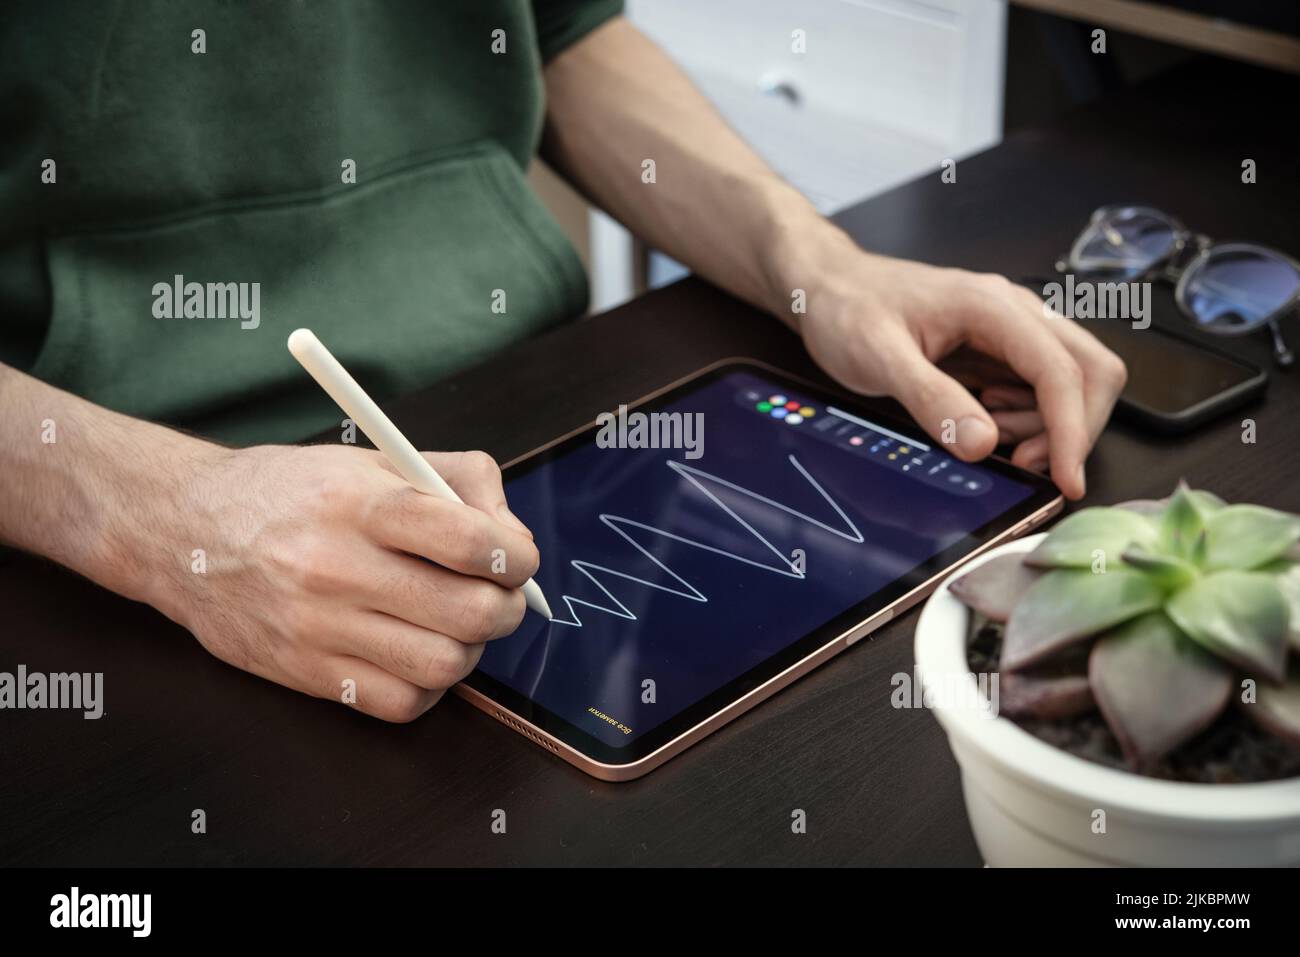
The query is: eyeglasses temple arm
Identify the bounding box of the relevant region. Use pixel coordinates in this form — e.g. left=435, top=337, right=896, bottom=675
left=1268, top=319, right=1295, bottom=367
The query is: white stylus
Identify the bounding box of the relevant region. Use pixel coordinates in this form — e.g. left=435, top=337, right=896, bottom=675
left=287, top=328, right=553, bottom=620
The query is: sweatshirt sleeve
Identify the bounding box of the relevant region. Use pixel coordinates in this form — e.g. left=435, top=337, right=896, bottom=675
left=531, top=0, right=624, bottom=62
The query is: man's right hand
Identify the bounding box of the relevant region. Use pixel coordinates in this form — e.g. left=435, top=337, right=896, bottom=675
left=151, top=445, right=540, bottom=722
left=1, top=364, right=539, bottom=722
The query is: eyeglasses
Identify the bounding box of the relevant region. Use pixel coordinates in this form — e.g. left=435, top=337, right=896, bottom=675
left=1055, top=205, right=1299, bottom=366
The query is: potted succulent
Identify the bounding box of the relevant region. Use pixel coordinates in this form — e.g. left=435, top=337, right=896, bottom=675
left=914, top=485, right=1300, bottom=866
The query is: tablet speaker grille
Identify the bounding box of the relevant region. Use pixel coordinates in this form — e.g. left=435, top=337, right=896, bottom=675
left=495, top=710, right=560, bottom=754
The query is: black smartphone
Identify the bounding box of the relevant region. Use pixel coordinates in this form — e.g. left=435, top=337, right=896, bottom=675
left=1080, top=320, right=1268, bottom=434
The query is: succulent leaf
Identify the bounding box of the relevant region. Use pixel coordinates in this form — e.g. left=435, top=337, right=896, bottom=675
left=999, top=672, right=1095, bottom=720
left=1115, top=499, right=1166, bottom=517
left=1203, top=504, right=1300, bottom=571
left=1159, top=487, right=1206, bottom=560
left=1184, top=487, right=1226, bottom=517
left=949, top=554, right=1043, bottom=623
left=1165, top=570, right=1290, bottom=683
left=1120, top=546, right=1197, bottom=590
left=1025, top=508, right=1157, bottom=570
left=1089, top=613, right=1233, bottom=768
left=1263, top=560, right=1300, bottom=652
left=1117, top=490, right=1224, bottom=518
left=997, top=643, right=1093, bottom=719
left=1092, top=613, right=1232, bottom=769
left=1002, top=569, right=1164, bottom=671
left=1241, top=666, right=1300, bottom=748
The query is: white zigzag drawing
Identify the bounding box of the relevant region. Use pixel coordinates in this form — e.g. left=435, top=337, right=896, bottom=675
left=549, top=454, right=864, bottom=628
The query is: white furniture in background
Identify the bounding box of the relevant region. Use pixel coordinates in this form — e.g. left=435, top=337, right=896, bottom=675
left=589, top=0, right=1009, bottom=309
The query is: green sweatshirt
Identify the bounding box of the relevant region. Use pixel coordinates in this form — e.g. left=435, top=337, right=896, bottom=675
left=1, top=0, right=622, bottom=444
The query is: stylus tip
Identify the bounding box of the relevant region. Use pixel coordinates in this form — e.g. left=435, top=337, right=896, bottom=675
left=526, top=582, right=554, bottom=621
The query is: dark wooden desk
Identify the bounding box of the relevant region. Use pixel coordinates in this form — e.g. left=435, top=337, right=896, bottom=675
left=3, top=61, right=1297, bottom=866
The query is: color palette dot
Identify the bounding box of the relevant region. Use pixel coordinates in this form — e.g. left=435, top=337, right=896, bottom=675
left=849, top=436, right=864, bottom=446
left=769, top=395, right=787, bottom=406
left=784, top=413, right=803, bottom=425
left=770, top=407, right=786, bottom=418
left=785, top=400, right=800, bottom=411
left=799, top=406, right=814, bottom=417
left=756, top=401, right=772, bottom=412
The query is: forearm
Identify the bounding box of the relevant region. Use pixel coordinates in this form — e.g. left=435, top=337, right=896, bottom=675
left=0, top=362, right=226, bottom=613
left=540, top=18, right=863, bottom=328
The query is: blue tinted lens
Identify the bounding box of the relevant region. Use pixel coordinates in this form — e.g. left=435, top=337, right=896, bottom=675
left=1183, top=248, right=1300, bottom=333
left=1073, top=209, right=1177, bottom=280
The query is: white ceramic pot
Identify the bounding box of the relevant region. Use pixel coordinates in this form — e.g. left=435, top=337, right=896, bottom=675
left=914, top=533, right=1300, bottom=867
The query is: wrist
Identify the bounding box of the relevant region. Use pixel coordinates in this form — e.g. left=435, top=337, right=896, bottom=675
left=96, top=429, right=239, bottom=622
left=758, top=199, right=865, bottom=333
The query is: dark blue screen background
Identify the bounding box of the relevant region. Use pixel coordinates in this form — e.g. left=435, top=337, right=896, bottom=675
left=480, top=370, right=1032, bottom=747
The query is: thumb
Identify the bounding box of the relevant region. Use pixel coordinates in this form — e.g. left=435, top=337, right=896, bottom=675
left=883, top=340, right=998, bottom=461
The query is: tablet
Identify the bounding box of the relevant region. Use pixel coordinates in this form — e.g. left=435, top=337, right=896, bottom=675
left=456, top=360, right=1063, bottom=780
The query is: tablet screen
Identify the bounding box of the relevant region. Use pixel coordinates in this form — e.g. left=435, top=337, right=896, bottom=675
left=468, top=362, right=1055, bottom=764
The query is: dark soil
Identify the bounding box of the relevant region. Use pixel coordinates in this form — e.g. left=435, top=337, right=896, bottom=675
left=967, top=619, right=1300, bottom=784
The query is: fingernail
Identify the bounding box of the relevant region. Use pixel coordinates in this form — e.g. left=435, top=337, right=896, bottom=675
left=957, top=416, right=997, bottom=458
left=497, top=504, right=531, bottom=536
left=1075, top=464, right=1087, bottom=497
